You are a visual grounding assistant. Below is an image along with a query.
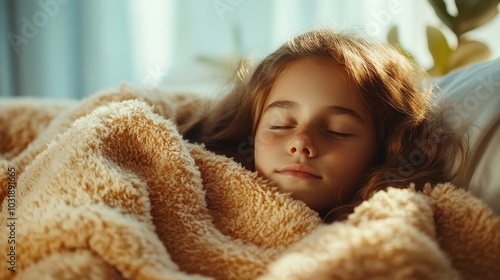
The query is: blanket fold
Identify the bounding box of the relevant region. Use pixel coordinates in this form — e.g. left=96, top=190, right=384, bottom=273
left=1, top=84, right=499, bottom=280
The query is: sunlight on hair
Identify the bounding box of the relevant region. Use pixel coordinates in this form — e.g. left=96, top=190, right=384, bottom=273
left=236, top=60, right=250, bottom=81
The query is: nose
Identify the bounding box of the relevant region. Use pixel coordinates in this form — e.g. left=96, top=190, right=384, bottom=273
left=288, top=132, right=318, bottom=158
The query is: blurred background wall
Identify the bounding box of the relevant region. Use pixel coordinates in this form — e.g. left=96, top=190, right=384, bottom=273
left=1, top=0, right=499, bottom=99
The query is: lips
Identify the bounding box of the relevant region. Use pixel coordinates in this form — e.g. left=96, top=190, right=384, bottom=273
left=277, top=164, right=322, bottom=179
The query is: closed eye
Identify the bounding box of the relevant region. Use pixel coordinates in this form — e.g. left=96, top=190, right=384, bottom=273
left=269, top=126, right=294, bottom=130
left=326, top=131, right=353, bottom=138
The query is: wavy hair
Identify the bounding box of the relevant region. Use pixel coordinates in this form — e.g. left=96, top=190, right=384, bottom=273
left=182, top=29, right=467, bottom=223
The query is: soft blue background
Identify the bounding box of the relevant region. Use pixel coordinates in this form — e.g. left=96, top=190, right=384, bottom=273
left=1, top=0, right=499, bottom=98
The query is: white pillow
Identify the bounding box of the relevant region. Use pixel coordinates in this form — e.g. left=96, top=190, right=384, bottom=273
left=432, top=58, right=500, bottom=214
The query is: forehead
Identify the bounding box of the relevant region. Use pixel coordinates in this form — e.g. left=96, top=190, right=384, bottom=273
left=265, top=59, right=362, bottom=110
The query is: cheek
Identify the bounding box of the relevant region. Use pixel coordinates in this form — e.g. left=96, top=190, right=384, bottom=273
left=254, top=130, right=282, bottom=170
left=255, top=130, right=273, bottom=146
left=255, top=128, right=290, bottom=152
left=352, top=152, right=375, bottom=179
left=348, top=152, right=373, bottom=174
left=254, top=131, right=273, bottom=159
left=324, top=142, right=375, bottom=176
left=356, top=137, right=377, bottom=168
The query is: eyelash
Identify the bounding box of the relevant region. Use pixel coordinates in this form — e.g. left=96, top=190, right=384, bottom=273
left=326, top=131, right=352, bottom=138
left=269, top=126, right=352, bottom=138
left=269, top=126, right=293, bottom=130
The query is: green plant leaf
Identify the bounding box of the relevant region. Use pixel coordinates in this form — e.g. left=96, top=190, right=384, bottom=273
left=426, top=26, right=452, bottom=76
left=386, top=25, right=416, bottom=63
left=455, top=0, right=499, bottom=35
left=427, top=0, right=457, bottom=31
left=455, top=0, right=500, bottom=15
left=447, top=39, right=491, bottom=71
left=387, top=25, right=400, bottom=46
left=455, top=0, right=500, bottom=26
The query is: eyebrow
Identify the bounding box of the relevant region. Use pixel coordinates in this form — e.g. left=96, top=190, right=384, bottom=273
left=263, top=100, right=365, bottom=124
left=263, top=100, right=297, bottom=113
left=326, top=105, right=365, bottom=124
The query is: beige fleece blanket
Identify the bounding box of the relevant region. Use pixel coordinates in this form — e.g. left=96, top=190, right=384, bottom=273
left=1, top=84, right=499, bottom=280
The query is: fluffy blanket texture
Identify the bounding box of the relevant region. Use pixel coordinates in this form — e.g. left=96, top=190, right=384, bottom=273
left=0, top=84, right=499, bottom=280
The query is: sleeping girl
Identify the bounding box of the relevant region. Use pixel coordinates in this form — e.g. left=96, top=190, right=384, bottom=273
left=183, top=28, right=467, bottom=222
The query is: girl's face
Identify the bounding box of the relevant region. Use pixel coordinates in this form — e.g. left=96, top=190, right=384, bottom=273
left=254, top=59, right=377, bottom=213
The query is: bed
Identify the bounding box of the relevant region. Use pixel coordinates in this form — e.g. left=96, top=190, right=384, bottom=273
left=0, top=59, right=499, bottom=280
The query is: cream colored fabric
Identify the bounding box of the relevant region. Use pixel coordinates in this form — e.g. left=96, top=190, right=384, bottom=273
left=0, top=84, right=499, bottom=279
left=433, top=58, right=500, bottom=214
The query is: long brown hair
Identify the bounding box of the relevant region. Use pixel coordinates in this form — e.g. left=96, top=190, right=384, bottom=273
left=182, top=29, right=467, bottom=222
